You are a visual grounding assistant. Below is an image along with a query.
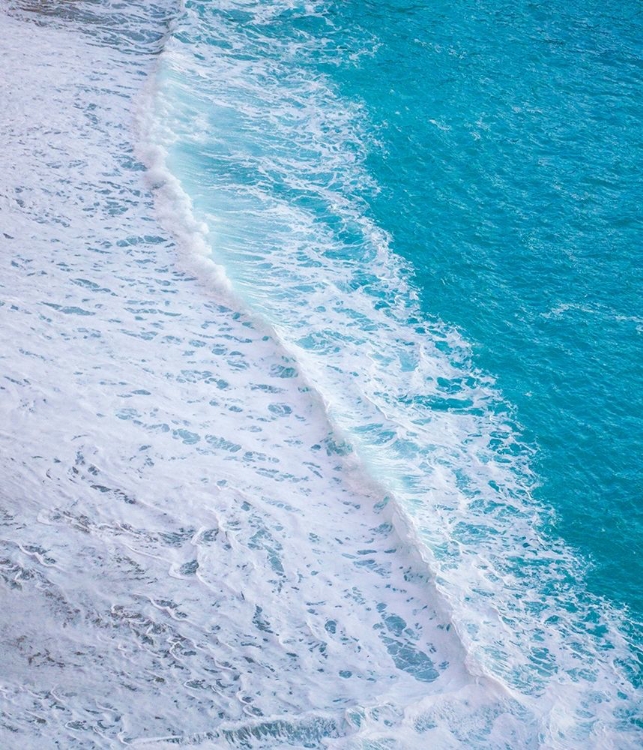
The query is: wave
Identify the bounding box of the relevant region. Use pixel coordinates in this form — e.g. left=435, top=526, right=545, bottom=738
left=137, top=0, right=642, bottom=745
left=0, top=3, right=500, bottom=746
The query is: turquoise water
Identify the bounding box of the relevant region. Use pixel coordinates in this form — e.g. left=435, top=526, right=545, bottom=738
left=335, top=0, right=643, bottom=625
left=2, top=0, right=642, bottom=745
left=147, top=0, right=643, bottom=721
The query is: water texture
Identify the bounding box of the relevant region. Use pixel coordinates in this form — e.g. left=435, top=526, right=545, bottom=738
left=0, top=0, right=641, bottom=747
left=334, top=0, right=643, bottom=623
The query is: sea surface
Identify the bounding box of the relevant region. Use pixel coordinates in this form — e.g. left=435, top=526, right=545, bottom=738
left=0, top=0, right=641, bottom=748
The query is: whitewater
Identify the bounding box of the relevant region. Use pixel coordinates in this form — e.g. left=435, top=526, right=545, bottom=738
left=0, top=0, right=640, bottom=748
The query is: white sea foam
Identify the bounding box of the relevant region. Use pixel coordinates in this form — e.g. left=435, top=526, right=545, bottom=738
left=0, top=3, right=516, bottom=748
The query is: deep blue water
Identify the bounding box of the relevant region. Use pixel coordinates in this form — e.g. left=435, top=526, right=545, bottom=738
left=153, top=0, right=643, bottom=702
left=160, top=0, right=643, bottom=624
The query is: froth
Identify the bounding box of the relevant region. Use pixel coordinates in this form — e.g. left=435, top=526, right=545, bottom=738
left=0, top=3, right=517, bottom=747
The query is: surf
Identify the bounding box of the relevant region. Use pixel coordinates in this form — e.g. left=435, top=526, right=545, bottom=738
left=138, top=0, right=642, bottom=744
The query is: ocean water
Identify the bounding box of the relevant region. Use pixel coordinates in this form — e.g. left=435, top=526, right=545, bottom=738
left=0, top=0, right=641, bottom=748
